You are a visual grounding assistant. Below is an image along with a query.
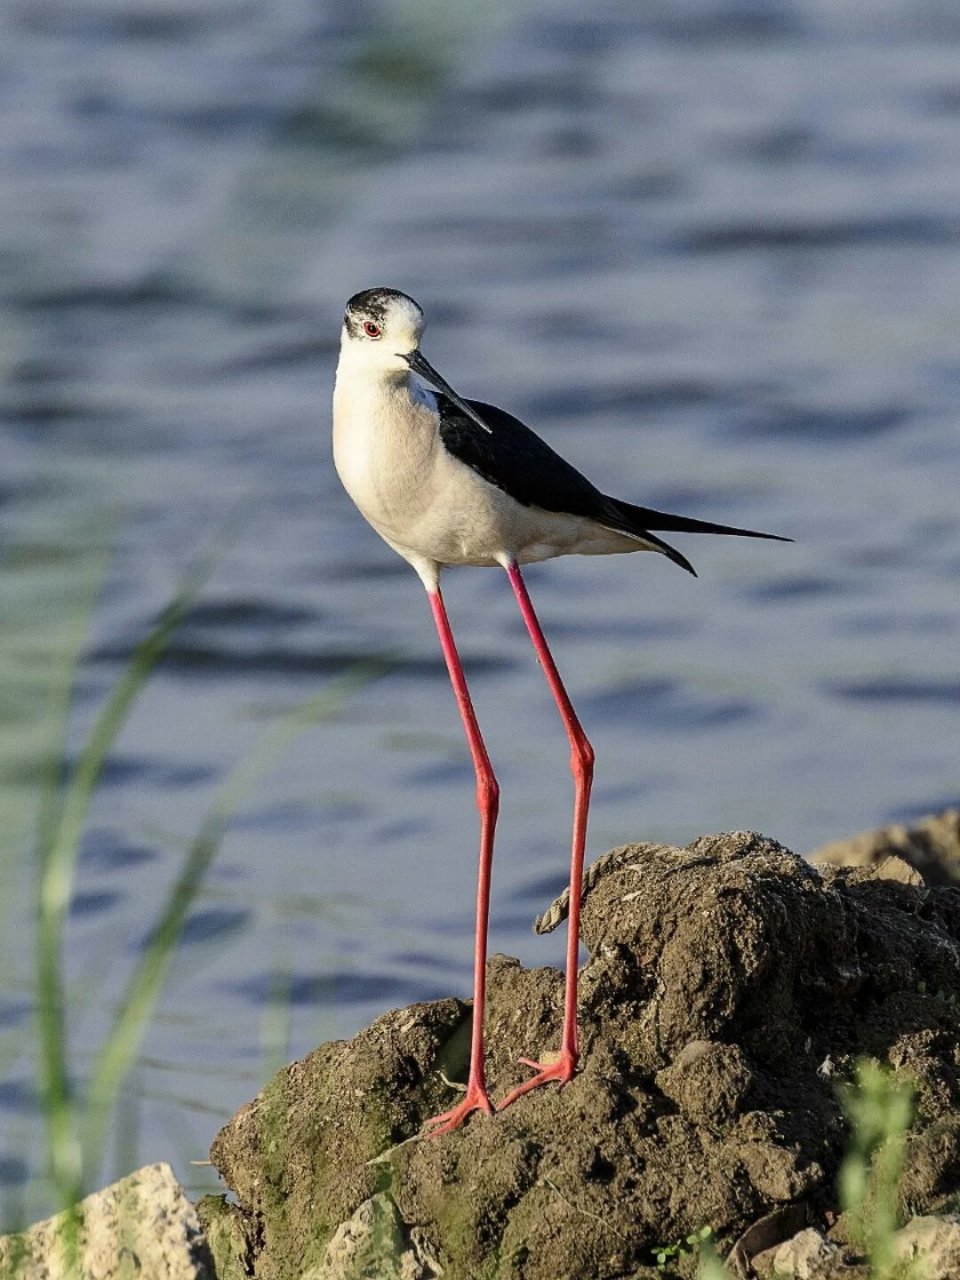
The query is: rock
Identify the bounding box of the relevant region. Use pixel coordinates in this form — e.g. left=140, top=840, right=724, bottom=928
left=810, top=808, right=960, bottom=886
left=195, top=1195, right=254, bottom=1280
left=871, top=855, right=925, bottom=886
left=303, top=1193, right=442, bottom=1280
left=892, top=1213, right=960, bottom=1278
left=0, top=1163, right=213, bottom=1280
left=771, top=1228, right=843, bottom=1278
left=207, top=831, right=960, bottom=1280
left=726, top=1204, right=813, bottom=1279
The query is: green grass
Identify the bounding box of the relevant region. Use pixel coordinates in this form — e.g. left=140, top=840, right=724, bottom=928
left=650, top=1225, right=714, bottom=1271
left=14, top=541, right=393, bottom=1266
left=838, top=1060, right=917, bottom=1280
left=35, top=552, right=213, bottom=1215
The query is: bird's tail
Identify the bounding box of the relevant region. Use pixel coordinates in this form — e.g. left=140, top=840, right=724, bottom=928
left=599, top=497, right=791, bottom=578
left=620, top=500, right=791, bottom=542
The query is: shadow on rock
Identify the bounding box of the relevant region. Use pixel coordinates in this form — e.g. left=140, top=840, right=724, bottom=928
left=201, top=831, right=960, bottom=1280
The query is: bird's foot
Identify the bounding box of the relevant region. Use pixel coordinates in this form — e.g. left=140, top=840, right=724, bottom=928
left=496, top=1047, right=578, bottom=1111
left=422, top=1081, right=494, bottom=1138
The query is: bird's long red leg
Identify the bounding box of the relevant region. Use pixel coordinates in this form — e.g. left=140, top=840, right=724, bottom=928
left=497, top=560, right=594, bottom=1110
left=422, top=587, right=498, bottom=1135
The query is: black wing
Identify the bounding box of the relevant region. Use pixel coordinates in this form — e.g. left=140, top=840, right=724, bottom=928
left=437, top=397, right=612, bottom=518
left=436, top=397, right=790, bottom=576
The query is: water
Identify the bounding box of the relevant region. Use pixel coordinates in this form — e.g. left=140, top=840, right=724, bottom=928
left=1, top=0, right=959, bottom=1223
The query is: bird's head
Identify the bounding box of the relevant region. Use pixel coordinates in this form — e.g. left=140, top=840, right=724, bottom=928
left=339, top=288, right=493, bottom=433
left=340, top=288, right=426, bottom=375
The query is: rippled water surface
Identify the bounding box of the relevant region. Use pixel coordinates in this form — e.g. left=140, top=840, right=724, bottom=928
left=2, top=0, right=959, bottom=1219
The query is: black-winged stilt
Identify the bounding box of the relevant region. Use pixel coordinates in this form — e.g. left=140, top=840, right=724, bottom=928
left=332, top=287, right=788, bottom=1135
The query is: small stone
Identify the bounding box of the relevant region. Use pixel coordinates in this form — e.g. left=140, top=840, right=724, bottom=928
left=305, top=1194, right=442, bottom=1280
left=892, top=1214, right=960, bottom=1279
left=872, top=856, right=925, bottom=886
left=772, top=1228, right=841, bottom=1278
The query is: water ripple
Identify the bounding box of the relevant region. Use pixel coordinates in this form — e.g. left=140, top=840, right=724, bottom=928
left=584, top=678, right=756, bottom=731
left=70, top=889, right=123, bottom=918
left=232, top=971, right=440, bottom=1007
left=679, top=215, right=957, bottom=254
left=829, top=678, right=960, bottom=704
left=0, top=1157, right=29, bottom=1188
left=744, top=575, right=844, bottom=602
left=80, top=830, right=160, bottom=870
left=178, top=908, right=252, bottom=946
left=734, top=404, right=910, bottom=443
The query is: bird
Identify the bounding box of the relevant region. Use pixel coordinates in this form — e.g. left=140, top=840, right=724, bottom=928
left=332, top=286, right=789, bottom=1136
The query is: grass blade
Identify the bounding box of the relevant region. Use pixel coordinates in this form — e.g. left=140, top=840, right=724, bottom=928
left=35, top=549, right=111, bottom=1215
left=36, top=552, right=216, bottom=1211
left=80, top=657, right=394, bottom=1180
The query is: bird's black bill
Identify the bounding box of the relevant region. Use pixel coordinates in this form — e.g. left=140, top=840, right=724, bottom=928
left=406, top=350, right=492, bottom=434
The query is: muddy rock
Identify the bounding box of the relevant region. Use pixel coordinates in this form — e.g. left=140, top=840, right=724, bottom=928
left=207, top=832, right=960, bottom=1280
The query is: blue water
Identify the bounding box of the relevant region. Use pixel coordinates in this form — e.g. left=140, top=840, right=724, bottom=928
left=1, top=0, right=959, bottom=1224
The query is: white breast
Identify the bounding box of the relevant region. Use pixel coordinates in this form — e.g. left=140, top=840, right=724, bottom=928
left=334, top=369, right=512, bottom=567
left=333, top=374, right=438, bottom=533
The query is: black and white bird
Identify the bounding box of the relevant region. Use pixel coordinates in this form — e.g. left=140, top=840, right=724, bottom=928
left=333, top=286, right=788, bottom=1136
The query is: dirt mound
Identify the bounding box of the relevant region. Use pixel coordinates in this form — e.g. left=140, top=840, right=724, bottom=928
left=202, top=832, right=960, bottom=1279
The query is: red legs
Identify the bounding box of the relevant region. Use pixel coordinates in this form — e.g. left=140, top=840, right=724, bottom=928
left=420, top=565, right=592, bottom=1129
left=497, top=559, right=594, bottom=1110
left=422, top=587, right=498, bottom=1136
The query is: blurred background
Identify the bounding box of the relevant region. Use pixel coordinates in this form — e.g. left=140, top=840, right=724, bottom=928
left=1, top=0, right=958, bottom=1226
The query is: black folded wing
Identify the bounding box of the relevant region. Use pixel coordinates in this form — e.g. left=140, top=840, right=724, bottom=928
left=436, top=396, right=790, bottom=576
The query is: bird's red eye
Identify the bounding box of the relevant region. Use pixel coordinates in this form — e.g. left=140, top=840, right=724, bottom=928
left=363, top=321, right=382, bottom=338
